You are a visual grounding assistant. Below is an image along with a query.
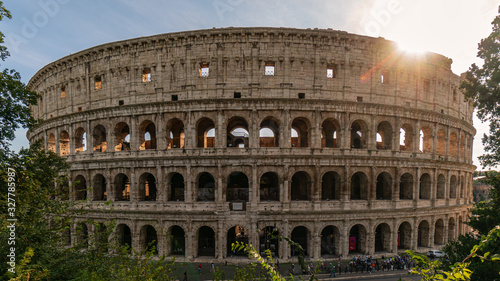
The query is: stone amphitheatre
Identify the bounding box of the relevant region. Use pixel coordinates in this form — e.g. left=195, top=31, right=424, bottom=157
left=27, top=27, right=475, bottom=262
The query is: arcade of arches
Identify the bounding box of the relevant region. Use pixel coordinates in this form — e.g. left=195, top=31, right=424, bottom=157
left=67, top=216, right=467, bottom=261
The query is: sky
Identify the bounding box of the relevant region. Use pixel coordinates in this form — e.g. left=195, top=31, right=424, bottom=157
left=2, top=0, right=499, bottom=169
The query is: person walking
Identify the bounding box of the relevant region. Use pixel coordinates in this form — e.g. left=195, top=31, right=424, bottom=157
left=183, top=271, right=187, bottom=281
left=198, top=264, right=202, bottom=274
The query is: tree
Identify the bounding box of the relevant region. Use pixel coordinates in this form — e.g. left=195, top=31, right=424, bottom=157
left=407, top=6, right=500, bottom=280
left=461, top=6, right=500, bottom=168
left=0, top=1, right=38, bottom=156
left=0, top=3, right=178, bottom=279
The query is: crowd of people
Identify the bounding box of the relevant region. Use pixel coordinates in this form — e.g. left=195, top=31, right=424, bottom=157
left=289, top=254, right=415, bottom=277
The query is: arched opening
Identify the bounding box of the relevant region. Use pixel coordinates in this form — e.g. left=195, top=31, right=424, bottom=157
left=351, top=172, right=368, bottom=200
left=92, top=125, right=107, bottom=152
left=48, top=133, right=56, bottom=153
left=376, top=121, right=393, bottom=150
left=375, top=223, right=391, bottom=252
left=449, top=132, right=458, bottom=157
left=259, top=226, right=279, bottom=257
left=291, top=171, right=311, bottom=201
left=141, top=225, right=158, bottom=255
left=460, top=176, right=465, bottom=198
left=419, top=173, right=431, bottom=200
left=139, top=173, right=157, bottom=201
left=321, top=226, right=340, bottom=257
left=170, top=225, right=185, bottom=256
left=434, top=219, right=444, bottom=245
left=198, top=226, right=215, bottom=257
left=291, top=118, right=310, bottom=147
left=399, top=173, right=413, bottom=200
left=139, top=120, right=156, bottom=150
left=460, top=133, right=465, bottom=158
left=260, top=172, right=280, bottom=201
left=376, top=172, right=392, bottom=200
left=400, top=124, right=413, bottom=151
left=59, top=131, right=69, bottom=156
left=116, top=224, right=132, bottom=250
left=459, top=216, right=463, bottom=236
left=197, top=172, right=215, bottom=201
left=74, top=127, right=87, bottom=153
left=74, top=175, right=87, bottom=201
left=114, top=122, right=130, bottom=151
left=349, top=224, right=367, bottom=254
left=398, top=222, right=412, bottom=249
left=321, top=172, right=340, bottom=200
left=114, top=173, right=130, bottom=201
left=197, top=118, right=215, bottom=148
left=321, top=119, right=340, bottom=148
left=169, top=173, right=184, bottom=201
left=437, top=129, right=446, bottom=155
left=167, top=118, right=185, bottom=149
left=436, top=174, right=445, bottom=199
left=448, top=218, right=456, bottom=241
left=227, top=117, right=249, bottom=148
left=62, top=225, right=71, bottom=246
left=419, top=126, right=432, bottom=153
left=450, top=175, right=457, bottom=199
left=417, top=220, right=430, bottom=247
left=291, top=226, right=309, bottom=256
left=260, top=117, right=279, bottom=147
left=92, top=174, right=107, bottom=201
left=75, top=223, right=89, bottom=248
left=95, top=223, right=108, bottom=252
left=227, top=172, right=249, bottom=202
left=351, top=120, right=367, bottom=149
left=227, top=226, right=248, bottom=256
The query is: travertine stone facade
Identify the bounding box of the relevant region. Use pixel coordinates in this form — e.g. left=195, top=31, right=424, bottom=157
left=28, top=27, right=475, bottom=262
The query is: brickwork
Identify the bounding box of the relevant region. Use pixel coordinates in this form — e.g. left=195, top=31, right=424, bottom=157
left=27, top=27, right=475, bottom=262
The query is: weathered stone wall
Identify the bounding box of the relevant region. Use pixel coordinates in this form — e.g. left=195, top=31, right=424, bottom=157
left=28, top=27, right=475, bottom=262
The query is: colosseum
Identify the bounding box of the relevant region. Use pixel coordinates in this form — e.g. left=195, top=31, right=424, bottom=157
left=27, top=27, right=475, bottom=262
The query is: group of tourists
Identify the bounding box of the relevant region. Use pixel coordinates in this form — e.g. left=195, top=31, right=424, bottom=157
left=289, top=254, right=414, bottom=277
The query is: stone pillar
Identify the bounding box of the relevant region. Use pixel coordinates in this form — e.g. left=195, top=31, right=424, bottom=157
left=186, top=225, right=194, bottom=259
left=217, top=220, right=224, bottom=259
left=251, top=164, right=258, bottom=203
left=393, top=117, right=400, bottom=151
left=217, top=110, right=225, bottom=149
left=313, top=224, right=321, bottom=260
left=157, top=113, right=167, bottom=150
left=250, top=109, right=258, bottom=149
left=130, top=116, right=137, bottom=150
left=130, top=167, right=137, bottom=202
left=186, top=165, right=193, bottom=203
left=391, top=219, right=398, bottom=255
left=342, top=220, right=349, bottom=256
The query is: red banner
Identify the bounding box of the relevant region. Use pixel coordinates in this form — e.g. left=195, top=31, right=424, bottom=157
left=349, top=237, right=356, bottom=251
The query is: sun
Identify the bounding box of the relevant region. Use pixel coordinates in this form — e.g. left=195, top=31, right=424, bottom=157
left=395, top=38, right=429, bottom=55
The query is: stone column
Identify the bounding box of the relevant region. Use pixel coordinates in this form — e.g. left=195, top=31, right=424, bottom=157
left=186, top=165, right=193, bottom=203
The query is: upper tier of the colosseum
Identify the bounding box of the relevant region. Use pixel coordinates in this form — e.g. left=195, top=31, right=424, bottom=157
left=28, top=27, right=473, bottom=123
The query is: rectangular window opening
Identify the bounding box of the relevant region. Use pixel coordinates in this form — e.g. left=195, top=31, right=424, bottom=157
left=298, top=93, right=305, bottom=99
left=61, top=86, right=66, bottom=98
left=171, top=95, right=178, bottom=101
left=142, top=69, right=151, bottom=82
left=119, top=100, right=124, bottom=106
left=200, top=63, right=209, bottom=77
left=234, top=92, right=241, bottom=98
left=95, top=76, right=102, bottom=90
left=327, top=64, right=336, bottom=78
left=381, top=73, right=389, bottom=84
left=77, top=107, right=82, bottom=112
left=265, top=62, right=275, bottom=76
left=357, top=96, right=363, bottom=102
